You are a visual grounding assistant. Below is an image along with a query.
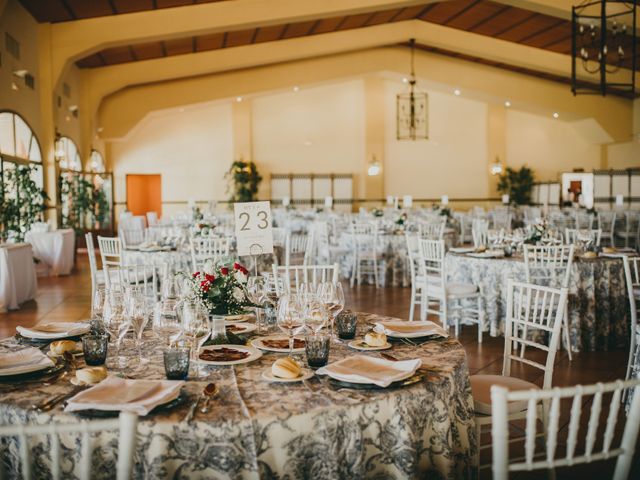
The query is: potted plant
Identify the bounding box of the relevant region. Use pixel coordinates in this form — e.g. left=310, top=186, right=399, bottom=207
left=0, top=165, right=48, bottom=242
left=226, top=159, right=262, bottom=203
left=497, top=166, right=535, bottom=206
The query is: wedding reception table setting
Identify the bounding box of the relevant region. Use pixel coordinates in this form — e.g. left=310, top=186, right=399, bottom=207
left=0, top=243, right=38, bottom=313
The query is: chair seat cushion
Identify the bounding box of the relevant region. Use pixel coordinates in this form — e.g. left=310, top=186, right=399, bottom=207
left=470, top=374, right=540, bottom=415
left=446, top=282, right=478, bottom=296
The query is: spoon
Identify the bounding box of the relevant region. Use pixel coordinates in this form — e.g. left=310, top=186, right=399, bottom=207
left=199, top=383, right=219, bottom=414
left=183, top=383, right=216, bottom=422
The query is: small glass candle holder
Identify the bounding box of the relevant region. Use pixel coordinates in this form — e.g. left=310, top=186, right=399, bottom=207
left=82, top=334, right=109, bottom=366
left=335, top=311, right=358, bottom=340
left=163, top=347, right=190, bottom=380
left=305, top=333, right=330, bottom=368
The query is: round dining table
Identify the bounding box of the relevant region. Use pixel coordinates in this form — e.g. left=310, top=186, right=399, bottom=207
left=0, top=313, right=476, bottom=479
left=0, top=243, right=38, bottom=313
left=445, top=252, right=629, bottom=352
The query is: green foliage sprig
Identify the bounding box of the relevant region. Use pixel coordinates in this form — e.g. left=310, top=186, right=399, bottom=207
left=0, top=164, right=48, bottom=242
left=60, top=173, right=110, bottom=232
left=497, top=166, right=535, bottom=206
left=226, top=160, right=262, bottom=203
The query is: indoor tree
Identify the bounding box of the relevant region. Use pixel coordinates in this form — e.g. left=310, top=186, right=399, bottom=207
left=497, top=166, right=535, bottom=205
left=226, top=159, right=262, bottom=203
left=0, top=164, right=48, bottom=242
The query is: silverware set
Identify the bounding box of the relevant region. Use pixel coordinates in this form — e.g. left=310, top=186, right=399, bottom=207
left=183, top=382, right=218, bottom=422
left=31, top=385, right=87, bottom=412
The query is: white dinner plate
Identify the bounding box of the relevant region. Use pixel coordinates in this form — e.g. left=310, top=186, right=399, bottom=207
left=261, top=368, right=314, bottom=383
left=347, top=340, right=392, bottom=351
left=17, top=322, right=91, bottom=340
left=226, top=323, right=257, bottom=335
left=466, top=250, right=505, bottom=259
left=449, top=247, right=475, bottom=254
left=0, top=362, right=52, bottom=377
left=224, top=313, right=254, bottom=323
left=251, top=335, right=306, bottom=353
left=197, top=344, right=262, bottom=366
left=373, top=321, right=448, bottom=339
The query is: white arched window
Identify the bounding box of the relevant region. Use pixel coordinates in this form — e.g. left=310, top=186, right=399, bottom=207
left=89, top=150, right=105, bottom=173
left=55, top=136, right=82, bottom=171
left=0, top=111, right=42, bottom=162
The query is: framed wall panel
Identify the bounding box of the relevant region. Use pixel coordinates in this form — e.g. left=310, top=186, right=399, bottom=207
left=292, top=177, right=312, bottom=200
left=312, top=177, right=331, bottom=200
left=269, top=173, right=353, bottom=207
left=270, top=177, right=290, bottom=201
left=548, top=183, right=561, bottom=205
left=538, top=184, right=549, bottom=205
left=531, top=184, right=540, bottom=205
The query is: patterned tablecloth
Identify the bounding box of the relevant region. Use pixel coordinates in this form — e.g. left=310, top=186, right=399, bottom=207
left=445, top=253, right=629, bottom=352
left=0, top=313, right=476, bottom=479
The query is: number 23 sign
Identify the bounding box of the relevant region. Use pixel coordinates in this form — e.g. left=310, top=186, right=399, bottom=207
left=234, top=201, right=274, bottom=256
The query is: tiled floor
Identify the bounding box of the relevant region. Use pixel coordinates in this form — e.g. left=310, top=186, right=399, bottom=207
left=1, top=256, right=638, bottom=478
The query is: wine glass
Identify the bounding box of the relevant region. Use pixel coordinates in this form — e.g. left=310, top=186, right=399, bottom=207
left=304, top=295, right=329, bottom=334
left=162, top=274, right=181, bottom=300
left=277, top=295, right=306, bottom=357
left=318, top=282, right=345, bottom=338
left=91, top=286, right=106, bottom=334
left=153, top=298, right=182, bottom=348
left=247, top=276, right=266, bottom=333
left=126, top=294, right=149, bottom=369
left=181, top=301, right=210, bottom=376
left=103, top=289, right=128, bottom=370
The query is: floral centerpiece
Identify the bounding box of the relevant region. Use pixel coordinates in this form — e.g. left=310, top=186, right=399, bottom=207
left=184, top=261, right=252, bottom=315
left=192, top=222, right=215, bottom=236
left=371, top=207, right=384, bottom=218
left=395, top=212, right=408, bottom=226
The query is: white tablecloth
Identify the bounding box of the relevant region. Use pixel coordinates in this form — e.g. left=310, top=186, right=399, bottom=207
left=25, top=229, right=75, bottom=276
left=0, top=243, right=38, bottom=313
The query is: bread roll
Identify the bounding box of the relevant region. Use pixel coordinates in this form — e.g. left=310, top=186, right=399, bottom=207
left=583, top=251, right=598, bottom=259
left=76, top=366, right=108, bottom=385
left=271, top=357, right=301, bottom=379
left=603, top=247, right=617, bottom=253
left=365, top=331, right=387, bottom=347
left=50, top=340, right=77, bottom=356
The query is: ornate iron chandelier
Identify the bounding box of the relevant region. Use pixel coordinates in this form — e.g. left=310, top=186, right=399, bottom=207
left=397, top=38, right=428, bottom=140
left=571, top=0, right=637, bottom=97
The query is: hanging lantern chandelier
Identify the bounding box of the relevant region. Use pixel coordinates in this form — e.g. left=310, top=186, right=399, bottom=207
left=571, top=0, right=637, bottom=97
left=397, top=38, right=428, bottom=140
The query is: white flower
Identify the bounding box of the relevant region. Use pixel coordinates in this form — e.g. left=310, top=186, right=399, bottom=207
left=203, top=260, right=216, bottom=275
left=232, top=287, right=245, bottom=302
left=234, top=270, right=247, bottom=284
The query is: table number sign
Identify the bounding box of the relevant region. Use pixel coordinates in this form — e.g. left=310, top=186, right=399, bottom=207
left=441, top=195, right=449, bottom=205
left=403, top=195, right=413, bottom=208
left=616, top=194, right=624, bottom=207
left=234, top=201, right=274, bottom=257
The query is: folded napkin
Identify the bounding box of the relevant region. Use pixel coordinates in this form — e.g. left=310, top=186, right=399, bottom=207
left=65, top=376, right=184, bottom=416
left=0, top=347, right=54, bottom=376
left=317, top=355, right=422, bottom=388
left=17, top=322, right=90, bottom=340
left=374, top=320, right=448, bottom=338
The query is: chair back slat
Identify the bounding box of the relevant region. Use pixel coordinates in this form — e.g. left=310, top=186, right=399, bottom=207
left=190, top=236, right=231, bottom=272
left=97, top=236, right=122, bottom=268
left=50, top=424, right=60, bottom=480
left=491, top=379, right=640, bottom=480
left=565, top=228, right=602, bottom=246
left=272, top=264, right=339, bottom=295
left=523, top=244, right=574, bottom=288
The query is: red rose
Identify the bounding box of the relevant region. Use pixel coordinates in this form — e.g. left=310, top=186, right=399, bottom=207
left=220, top=267, right=229, bottom=275
left=202, top=284, right=210, bottom=292
left=205, top=274, right=215, bottom=282
left=233, top=262, right=241, bottom=270
left=192, top=272, right=200, bottom=278
left=240, top=267, right=248, bottom=275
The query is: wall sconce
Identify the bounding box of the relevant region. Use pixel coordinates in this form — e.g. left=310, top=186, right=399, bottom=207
left=367, top=155, right=381, bottom=176
left=490, top=156, right=503, bottom=176
left=54, top=134, right=65, bottom=161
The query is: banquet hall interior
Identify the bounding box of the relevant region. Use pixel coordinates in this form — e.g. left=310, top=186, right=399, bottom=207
left=2, top=0, right=640, bottom=478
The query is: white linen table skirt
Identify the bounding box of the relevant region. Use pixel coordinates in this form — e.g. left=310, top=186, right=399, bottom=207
left=26, top=229, right=75, bottom=276
left=0, top=243, right=38, bottom=312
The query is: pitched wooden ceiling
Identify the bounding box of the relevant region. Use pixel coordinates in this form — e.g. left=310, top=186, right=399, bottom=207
left=19, top=0, right=640, bottom=73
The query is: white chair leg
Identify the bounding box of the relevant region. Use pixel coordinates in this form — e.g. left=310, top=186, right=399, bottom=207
left=563, top=304, right=573, bottom=361
left=409, top=286, right=416, bottom=321
left=477, top=296, right=484, bottom=344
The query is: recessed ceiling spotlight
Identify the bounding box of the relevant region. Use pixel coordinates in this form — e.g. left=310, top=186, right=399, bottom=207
left=293, top=86, right=299, bottom=92
left=402, top=77, right=408, bottom=83
left=553, top=112, right=559, bottom=119
left=97, top=127, right=104, bottom=133
left=504, top=100, right=511, bottom=107
left=236, top=96, right=242, bottom=102
left=454, top=89, right=461, bottom=96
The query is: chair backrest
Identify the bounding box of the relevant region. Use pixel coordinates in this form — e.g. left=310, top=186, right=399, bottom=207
left=491, top=378, right=640, bottom=480
left=491, top=212, right=512, bottom=231
left=85, top=232, right=100, bottom=282
left=574, top=211, right=594, bottom=229
left=285, top=232, right=311, bottom=266
left=504, top=280, right=568, bottom=389
left=272, top=263, right=339, bottom=295
left=97, top=236, right=122, bottom=269
left=564, top=228, right=602, bottom=247
left=310, top=221, right=331, bottom=263
left=624, top=210, right=640, bottom=236
left=417, top=220, right=445, bottom=240
left=598, top=211, right=617, bottom=236
left=119, top=228, right=145, bottom=249
left=146, top=211, right=158, bottom=226
left=523, top=244, right=575, bottom=289
left=417, top=238, right=445, bottom=286
left=472, top=219, right=489, bottom=247
left=190, top=236, right=230, bottom=272
left=0, top=411, right=138, bottom=480
left=351, top=223, right=378, bottom=252
left=104, top=264, right=162, bottom=301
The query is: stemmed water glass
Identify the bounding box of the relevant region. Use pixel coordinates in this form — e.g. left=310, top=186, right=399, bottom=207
left=181, top=300, right=210, bottom=377
left=91, top=286, right=106, bottom=334
left=126, top=293, right=149, bottom=370
left=103, top=289, right=129, bottom=370
left=277, top=294, right=306, bottom=357
left=153, top=297, right=182, bottom=348
left=304, top=294, right=329, bottom=334
left=247, top=276, right=266, bottom=333
left=318, top=282, right=345, bottom=338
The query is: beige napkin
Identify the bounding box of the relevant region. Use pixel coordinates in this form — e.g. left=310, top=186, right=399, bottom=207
left=374, top=320, right=448, bottom=338
left=65, top=376, right=184, bottom=416
left=17, top=322, right=90, bottom=340
left=0, top=347, right=55, bottom=375
left=317, top=355, right=421, bottom=388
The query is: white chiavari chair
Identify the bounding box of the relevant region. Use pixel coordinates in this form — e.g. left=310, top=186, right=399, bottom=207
left=598, top=210, right=617, bottom=247
left=472, top=280, right=568, bottom=474
left=97, top=236, right=123, bottom=270
left=271, top=227, right=287, bottom=266
left=523, top=206, right=542, bottom=226
left=549, top=210, right=571, bottom=232
left=620, top=256, right=640, bottom=395
left=104, top=264, right=162, bottom=300
left=406, top=233, right=425, bottom=321
left=0, top=411, right=138, bottom=480
left=564, top=228, right=602, bottom=246
left=310, top=221, right=332, bottom=264
left=472, top=219, right=489, bottom=248
left=190, top=236, right=231, bottom=272
left=417, top=239, right=483, bottom=340
left=350, top=223, right=381, bottom=288
left=617, top=211, right=640, bottom=249
left=491, top=211, right=512, bottom=231
left=119, top=228, right=145, bottom=249
left=85, top=232, right=105, bottom=303
left=491, top=379, right=640, bottom=480
left=417, top=220, right=445, bottom=240
left=523, top=244, right=575, bottom=361
left=454, top=212, right=472, bottom=245
left=272, top=263, right=339, bottom=296
left=285, top=231, right=312, bottom=266
left=146, top=211, right=158, bottom=226
left=574, top=210, right=594, bottom=230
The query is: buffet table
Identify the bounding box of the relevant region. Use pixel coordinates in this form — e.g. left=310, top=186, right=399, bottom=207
left=25, top=229, right=75, bottom=276
left=445, top=253, right=628, bottom=352
left=0, top=243, right=37, bottom=313
left=0, top=313, right=476, bottom=479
